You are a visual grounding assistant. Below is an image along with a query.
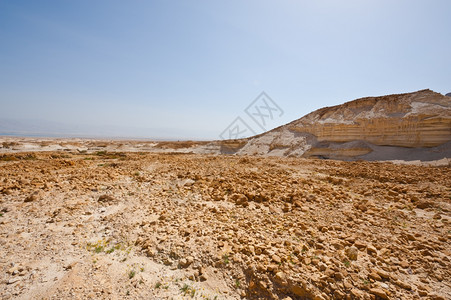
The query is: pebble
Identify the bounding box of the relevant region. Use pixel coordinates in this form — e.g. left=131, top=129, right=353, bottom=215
left=369, top=288, right=389, bottom=299
left=345, top=246, right=358, bottom=261
left=272, top=254, right=281, bottom=264
left=367, top=244, right=378, bottom=256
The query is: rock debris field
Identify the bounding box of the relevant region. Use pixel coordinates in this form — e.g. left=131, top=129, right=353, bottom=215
left=0, top=151, right=450, bottom=299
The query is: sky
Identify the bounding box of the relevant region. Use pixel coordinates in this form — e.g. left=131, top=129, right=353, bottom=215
left=0, top=0, right=450, bottom=139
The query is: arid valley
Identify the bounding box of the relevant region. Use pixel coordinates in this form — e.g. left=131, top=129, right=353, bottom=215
left=0, top=142, right=450, bottom=299
left=2, top=1, right=451, bottom=299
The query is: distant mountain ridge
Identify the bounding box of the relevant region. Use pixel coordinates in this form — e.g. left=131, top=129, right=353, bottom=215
left=221, top=89, right=451, bottom=161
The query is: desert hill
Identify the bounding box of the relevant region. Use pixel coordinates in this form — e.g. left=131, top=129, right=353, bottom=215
left=230, top=89, right=451, bottom=161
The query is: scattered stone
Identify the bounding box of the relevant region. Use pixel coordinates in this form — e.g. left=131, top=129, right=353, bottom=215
left=24, top=192, right=39, bottom=202
left=416, top=200, right=434, bottom=209
left=376, top=269, right=390, bottom=279
left=395, top=280, right=411, bottom=290
left=369, top=272, right=382, bottom=281
left=345, top=246, right=358, bottom=261
left=98, top=194, right=115, bottom=203
left=7, top=277, right=21, bottom=284
left=369, top=288, right=389, bottom=299
left=178, top=256, right=194, bottom=268
left=272, top=254, right=282, bottom=264
left=367, top=244, right=378, bottom=256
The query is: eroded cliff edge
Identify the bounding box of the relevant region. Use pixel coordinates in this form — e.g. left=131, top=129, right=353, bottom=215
left=233, top=89, right=451, bottom=161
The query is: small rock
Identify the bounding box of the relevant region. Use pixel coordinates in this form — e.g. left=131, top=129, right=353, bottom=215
left=354, top=241, right=366, bottom=249
left=334, top=290, right=345, bottom=298
left=275, top=271, right=287, bottom=283
left=7, top=277, right=21, bottom=284
left=272, top=254, right=281, bottom=264
left=146, top=248, right=156, bottom=257
left=64, top=262, right=77, bottom=270
left=428, top=294, right=446, bottom=300
left=380, top=282, right=389, bottom=289
left=376, top=269, right=390, bottom=279
left=306, top=194, right=316, bottom=201
left=416, top=200, right=433, bottom=209
left=367, top=244, right=377, bottom=256
left=369, top=272, right=382, bottom=281
left=418, top=290, right=428, bottom=296
left=345, top=246, right=358, bottom=261
left=399, top=260, right=410, bottom=268
left=433, top=213, right=441, bottom=219
left=350, top=289, right=363, bottom=297
left=334, top=271, right=344, bottom=281
left=291, top=284, right=308, bottom=297
left=182, top=179, right=195, bottom=187
left=179, top=256, right=194, bottom=268
left=369, top=288, right=389, bottom=299
left=395, top=280, right=411, bottom=290
left=343, top=279, right=353, bottom=289
left=324, top=268, right=335, bottom=277
left=24, top=192, right=39, bottom=202
left=98, top=194, right=115, bottom=203
left=331, top=240, right=343, bottom=249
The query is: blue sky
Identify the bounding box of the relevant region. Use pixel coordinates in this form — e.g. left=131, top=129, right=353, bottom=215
left=1, top=0, right=450, bottom=139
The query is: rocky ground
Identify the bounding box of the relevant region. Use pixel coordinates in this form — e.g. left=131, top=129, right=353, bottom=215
left=0, top=151, right=450, bottom=299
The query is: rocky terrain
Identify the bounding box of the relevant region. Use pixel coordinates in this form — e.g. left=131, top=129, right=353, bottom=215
left=0, top=151, right=450, bottom=299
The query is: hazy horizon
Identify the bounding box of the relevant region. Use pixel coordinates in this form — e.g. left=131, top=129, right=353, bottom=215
left=1, top=1, right=450, bottom=139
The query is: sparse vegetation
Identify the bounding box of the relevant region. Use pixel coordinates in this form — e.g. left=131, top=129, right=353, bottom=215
left=181, top=284, right=189, bottom=292
left=87, top=240, right=125, bottom=256
left=222, top=253, right=229, bottom=264
left=235, top=278, right=240, bottom=288
left=180, top=284, right=196, bottom=297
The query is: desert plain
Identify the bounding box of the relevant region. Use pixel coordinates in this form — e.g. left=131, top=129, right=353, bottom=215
left=0, top=138, right=450, bottom=300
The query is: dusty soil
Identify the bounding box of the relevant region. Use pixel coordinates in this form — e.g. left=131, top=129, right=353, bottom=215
left=0, top=151, right=450, bottom=299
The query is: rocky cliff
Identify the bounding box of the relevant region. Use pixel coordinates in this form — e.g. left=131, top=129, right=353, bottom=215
left=233, top=89, right=451, bottom=161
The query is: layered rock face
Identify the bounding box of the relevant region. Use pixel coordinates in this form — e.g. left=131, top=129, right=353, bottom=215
left=290, top=89, right=450, bottom=148
left=237, top=89, right=451, bottom=160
